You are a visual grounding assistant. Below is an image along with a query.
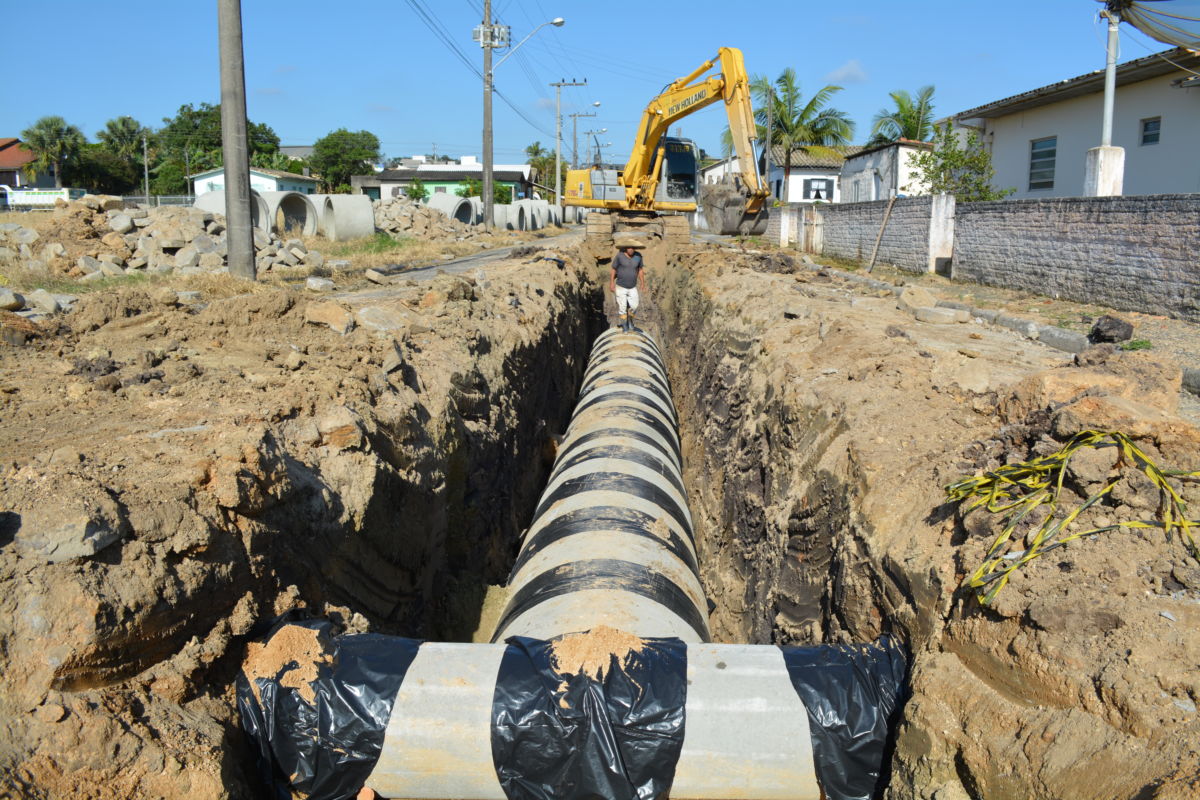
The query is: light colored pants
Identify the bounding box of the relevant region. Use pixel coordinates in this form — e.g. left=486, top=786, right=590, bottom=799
left=615, top=286, right=639, bottom=315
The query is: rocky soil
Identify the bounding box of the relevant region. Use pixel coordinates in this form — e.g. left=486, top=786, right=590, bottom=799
left=648, top=245, right=1200, bottom=800
left=372, top=196, right=489, bottom=242
left=0, top=232, right=1197, bottom=799
left=0, top=252, right=602, bottom=797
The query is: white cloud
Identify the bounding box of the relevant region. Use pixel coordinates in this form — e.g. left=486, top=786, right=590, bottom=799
left=824, top=59, right=868, bottom=85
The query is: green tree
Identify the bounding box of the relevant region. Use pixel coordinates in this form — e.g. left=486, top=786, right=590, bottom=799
left=96, top=116, right=150, bottom=160
left=524, top=140, right=554, bottom=184
left=64, top=143, right=140, bottom=195
left=153, top=102, right=279, bottom=193
left=870, top=86, right=936, bottom=144
left=906, top=123, right=1014, bottom=202
left=722, top=69, right=854, bottom=193
left=456, top=177, right=482, bottom=198
left=309, top=128, right=380, bottom=192
left=20, top=115, right=87, bottom=188
left=250, top=150, right=307, bottom=173
left=404, top=177, right=429, bottom=202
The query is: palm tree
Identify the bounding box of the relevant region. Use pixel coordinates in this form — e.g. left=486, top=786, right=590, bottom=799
left=524, top=141, right=553, bottom=182
left=21, top=116, right=86, bottom=188
left=870, top=86, right=936, bottom=144
left=722, top=69, right=854, bottom=194
left=96, top=116, right=149, bottom=160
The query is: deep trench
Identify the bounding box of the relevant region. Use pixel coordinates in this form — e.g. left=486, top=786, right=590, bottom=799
left=391, top=251, right=869, bottom=651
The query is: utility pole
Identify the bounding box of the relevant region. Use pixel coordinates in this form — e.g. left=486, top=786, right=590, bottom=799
left=480, top=0, right=495, bottom=227
left=1085, top=8, right=1125, bottom=196
left=217, top=0, right=255, bottom=279
left=569, top=110, right=597, bottom=169
left=550, top=79, right=586, bottom=208
left=141, top=135, right=150, bottom=204
left=765, top=90, right=773, bottom=199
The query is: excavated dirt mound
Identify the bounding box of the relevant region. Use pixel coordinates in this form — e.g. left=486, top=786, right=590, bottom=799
left=650, top=247, right=1200, bottom=800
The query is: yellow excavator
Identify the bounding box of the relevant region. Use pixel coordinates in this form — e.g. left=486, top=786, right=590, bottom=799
left=563, top=46, right=770, bottom=250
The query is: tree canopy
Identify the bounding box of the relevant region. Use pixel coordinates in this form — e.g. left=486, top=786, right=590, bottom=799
left=96, top=116, right=150, bottom=160
left=722, top=69, right=853, bottom=198
left=21, top=116, right=86, bottom=188
left=870, top=86, right=936, bottom=144
left=309, top=128, right=380, bottom=192
left=906, top=123, right=1014, bottom=202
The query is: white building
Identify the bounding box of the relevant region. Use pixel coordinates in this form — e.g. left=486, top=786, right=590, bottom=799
left=839, top=139, right=932, bottom=202
left=700, top=145, right=862, bottom=203
left=951, top=47, right=1200, bottom=198
left=190, top=167, right=319, bottom=195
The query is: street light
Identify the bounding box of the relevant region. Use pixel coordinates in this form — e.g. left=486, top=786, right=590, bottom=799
left=477, top=6, right=564, bottom=228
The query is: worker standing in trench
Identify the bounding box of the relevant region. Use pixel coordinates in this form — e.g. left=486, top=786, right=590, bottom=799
left=610, top=245, right=647, bottom=332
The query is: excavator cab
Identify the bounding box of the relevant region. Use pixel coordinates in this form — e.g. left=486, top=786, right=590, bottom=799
left=655, top=137, right=699, bottom=205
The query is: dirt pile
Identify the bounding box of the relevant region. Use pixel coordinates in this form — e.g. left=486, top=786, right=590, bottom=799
left=650, top=248, right=1200, bottom=799
left=373, top=196, right=485, bottom=241
left=0, top=194, right=325, bottom=286
left=0, top=249, right=603, bottom=797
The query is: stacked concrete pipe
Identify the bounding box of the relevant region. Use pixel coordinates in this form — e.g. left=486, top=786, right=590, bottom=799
left=240, top=328, right=907, bottom=800
left=426, top=193, right=475, bottom=224
left=321, top=195, right=376, bottom=241
left=193, top=190, right=270, bottom=232
left=258, top=191, right=319, bottom=236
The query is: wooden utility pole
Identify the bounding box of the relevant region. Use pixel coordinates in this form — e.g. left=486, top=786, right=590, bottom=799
left=217, top=0, right=255, bottom=280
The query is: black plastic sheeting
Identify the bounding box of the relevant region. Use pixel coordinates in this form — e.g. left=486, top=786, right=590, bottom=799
left=237, top=618, right=421, bottom=800
left=779, top=636, right=909, bottom=800
left=491, top=634, right=688, bottom=800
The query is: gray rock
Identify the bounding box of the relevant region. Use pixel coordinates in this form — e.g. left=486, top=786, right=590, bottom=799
left=365, top=268, right=389, bottom=284
left=198, top=252, right=225, bottom=268
left=97, top=253, right=124, bottom=267
left=382, top=341, right=404, bottom=373
left=98, top=261, right=125, bottom=277
left=126, top=257, right=148, bottom=270
left=305, top=277, right=335, bottom=292
left=16, top=487, right=127, bottom=563
left=898, top=286, right=938, bottom=313
left=997, top=314, right=1040, bottom=339
left=27, top=289, right=60, bottom=314
left=41, top=242, right=67, bottom=260
left=157, top=237, right=186, bottom=250
left=971, top=307, right=1000, bottom=323
left=77, top=255, right=103, bottom=275
left=0, top=246, right=14, bottom=261
left=79, top=271, right=106, bottom=283
left=286, top=239, right=306, bottom=253
left=253, top=228, right=270, bottom=249
left=174, top=246, right=200, bottom=268
left=176, top=290, right=202, bottom=303
left=355, top=305, right=409, bottom=332
left=126, top=208, right=149, bottom=220
left=133, top=217, right=152, bottom=228
left=1089, top=314, right=1134, bottom=344
left=914, top=306, right=964, bottom=325
left=53, top=293, right=79, bottom=307
left=191, top=234, right=217, bottom=254
left=1037, top=326, right=1090, bottom=354
left=109, top=213, right=134, bottom=234
left=13, top=227, right=39, bottom=245
left=306, top=251, right=325, bottom=269
left=280, top=249, right=301, bottom=266
left=0, top=288, right=25, bottom=310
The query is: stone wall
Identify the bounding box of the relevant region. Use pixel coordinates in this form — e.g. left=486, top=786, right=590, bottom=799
left=953, top=194, right=1200, bottom=322
left=818, top=197, right=933, bottom=273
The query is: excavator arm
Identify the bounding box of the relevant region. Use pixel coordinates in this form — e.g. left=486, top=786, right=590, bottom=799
left=622, top=47, right=768, bottom=215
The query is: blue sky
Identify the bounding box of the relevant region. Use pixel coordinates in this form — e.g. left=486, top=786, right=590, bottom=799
left=3, top=1, right=1171, bottom=166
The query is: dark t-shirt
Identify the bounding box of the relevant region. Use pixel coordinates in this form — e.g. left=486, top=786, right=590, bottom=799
left=613, top=251, right=643, bottom=288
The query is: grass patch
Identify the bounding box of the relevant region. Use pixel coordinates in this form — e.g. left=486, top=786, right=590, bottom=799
left=1119, top=339, right=1153, bottom=351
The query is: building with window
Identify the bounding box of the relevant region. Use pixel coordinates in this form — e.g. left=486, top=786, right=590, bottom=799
left=950, top=47, right=1200, bottom=198
left=352, top=155, right=535, bottom=202
left=0, top=138, right=53, bottom=190
left=701, top=146, right=863, bottom=203
left=190, top=167, right=318, bottom=195
left=839, top=140, right=932, bottom=202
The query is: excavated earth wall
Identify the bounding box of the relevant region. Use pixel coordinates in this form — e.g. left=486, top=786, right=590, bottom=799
left=0, top=257, right=603, bottom=797
left=650, top=247, right=1200, bottom=800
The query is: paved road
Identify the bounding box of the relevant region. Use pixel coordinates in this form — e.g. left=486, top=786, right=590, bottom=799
left=394, top=230, right=581, bottom=281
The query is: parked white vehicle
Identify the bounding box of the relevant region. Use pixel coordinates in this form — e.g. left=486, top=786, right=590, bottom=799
left=0, top=185, right=85, bottom=209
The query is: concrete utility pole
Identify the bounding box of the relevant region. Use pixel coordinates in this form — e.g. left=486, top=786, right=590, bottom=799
left=569, top=103, right=599, bottom=169
left=217, top=0, right=255, bottom=279
left=1085, top=8, right=1125, bottom=196
left=141, top=135, right=150, bottom=203
left=481, top=0, right=495, bottom=227
left=765, top=90, right=773, bottom=199
left=550, top=79, right=586, bottom=208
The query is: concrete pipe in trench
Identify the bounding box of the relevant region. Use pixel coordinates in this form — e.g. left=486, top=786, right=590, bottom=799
left=258, top=191, right=318, bottom=236
left=240, top=327, right=907, bottom=800
left=193, top=190, right=270, bottom=232
left=322, top=195, right=376, bottom=241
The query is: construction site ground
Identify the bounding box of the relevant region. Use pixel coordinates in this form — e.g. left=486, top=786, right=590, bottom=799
left=0, top=224, right=1197, bottom=799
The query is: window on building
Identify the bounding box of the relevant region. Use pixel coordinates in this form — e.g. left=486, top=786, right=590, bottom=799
left=434, top=186, right=447, bottom=193
left=803, top=178, right=834, bottom=201
left=1029, top=137, right=1056, bottom=190
left=1140, top=117, right=1161, bottom=145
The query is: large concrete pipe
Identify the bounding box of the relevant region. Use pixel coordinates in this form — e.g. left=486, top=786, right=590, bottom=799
left=239, top=328, right=907, bottom=800
left=492, top=327, right=706, bottom=643
left=322, top=195, right=376, bottom=241
left=467, top=195, right=484, bottom=225
left=258, top=191, right=318, bottom=236
left=426, top=193, right=474, bottom=224
left=493, top=204, right=511, bottom=230
left=307, top=193, right=335, bottom=235
left=193, top=190, right=270, bottom=231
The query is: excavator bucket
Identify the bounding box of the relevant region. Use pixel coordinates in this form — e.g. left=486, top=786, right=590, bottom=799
left=701, top=176, right=770, bottom=236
